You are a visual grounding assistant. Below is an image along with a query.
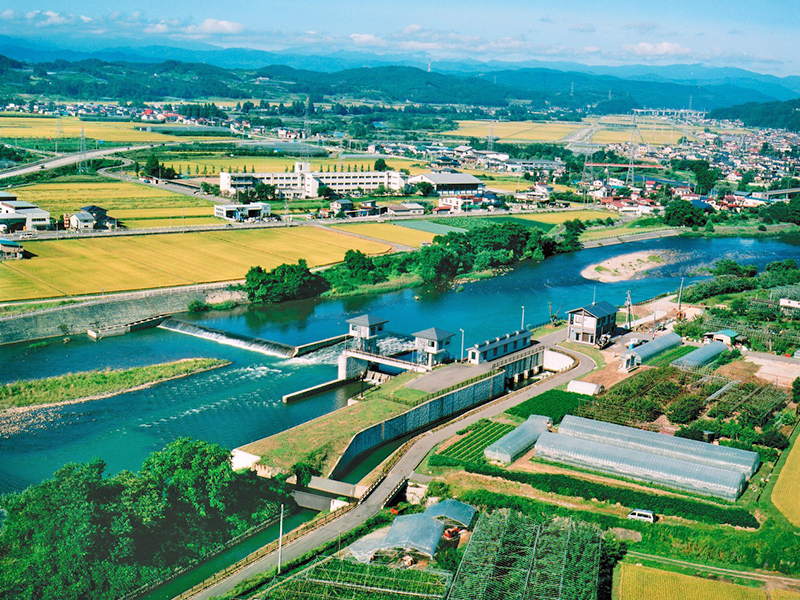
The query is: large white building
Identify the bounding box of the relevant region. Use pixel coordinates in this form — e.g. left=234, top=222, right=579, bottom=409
left=220, top=162, right=407, bottom=199
left=408, top=172, right=483, bottom=196
left=0, top=196, right=51, bottom=231
left=214, top=203, right=271, bottom=222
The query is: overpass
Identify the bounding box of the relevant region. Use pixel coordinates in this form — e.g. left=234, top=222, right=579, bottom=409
left=752, top=188, right=800, bottom=199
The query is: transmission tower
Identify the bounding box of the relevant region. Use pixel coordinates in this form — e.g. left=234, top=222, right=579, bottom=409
left=625, top=114, right=636, bottom=186
left=487, top=121, right=495, bottom=152
left=77, top=127, right=86, bottom=173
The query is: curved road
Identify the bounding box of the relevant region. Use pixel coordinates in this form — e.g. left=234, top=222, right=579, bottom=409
left=189, top=330, right=594, bottom=600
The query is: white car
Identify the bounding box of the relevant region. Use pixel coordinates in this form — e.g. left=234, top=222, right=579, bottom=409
left=627, top=509, right=656, bottom=523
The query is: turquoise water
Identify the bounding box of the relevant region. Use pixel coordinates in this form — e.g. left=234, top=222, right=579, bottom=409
left=2, top=235, right=799, bottom=494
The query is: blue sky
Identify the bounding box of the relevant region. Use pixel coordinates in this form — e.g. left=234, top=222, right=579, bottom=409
left=2, top=1, right=799, bottom=75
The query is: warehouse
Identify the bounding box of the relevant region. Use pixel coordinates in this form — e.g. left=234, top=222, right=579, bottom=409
left=484, top=415, right=552, bottom=464
left=557, top=415, right=760, bottom=477
left=620, top=332, right=682, bottom=371
left=534, top=431, right=746, bottom=500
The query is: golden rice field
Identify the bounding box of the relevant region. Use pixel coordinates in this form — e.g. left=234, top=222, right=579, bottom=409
left=9, top=181, right=208, bottom=213
left=0, top=227, right=391, bottom=301
left=515, top=209, right=612, bottom=224
left=120, top=217, right=222, bottom=229
left=771, top=432, right=800, bottom=526
left=618, top=564, right=766, bottom=600
left=331, top=223, right=435, bottom=247
left=771, top=589, right=800, bottom=600
left=150, top=155, right=424, bottom=177
left=0, top=116, right=222, bottom=142
left=441, top=120, right=586, bottom=142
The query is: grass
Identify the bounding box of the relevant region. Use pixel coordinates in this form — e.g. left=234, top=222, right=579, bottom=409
left=506, top=390, right=584, bottom=424
left=0, top=358, right=230, bottom=410
left=0, top=299, right=80, bottom=316
left=440, top=420, right=515, bottom=462
left=241, top=398, right=409, bottom=475
left=8, top=180, right=207, bottom=213
left=119, top=217, right=222, bottom=229
left=581, top=220, right=671, bottom=242
left=330, top=222, right=435, bottom=247
left=617, top=564, right=766, bottom=600
left=559, top=340, right=606, bottom=370
left=771, top=424, right=800, bottom=527
left=643, top=345, right=696, bottom=367
left=514, top=209, right=612, bottom=224
left=432, top=215, right=554, bottom=232
left=359, top=371, right=428, bottom=405
left=0, top=227, right=392, bottom=301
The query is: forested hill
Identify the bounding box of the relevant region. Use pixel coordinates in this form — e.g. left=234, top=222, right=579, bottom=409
left=707, top=98, right=800, bottom=132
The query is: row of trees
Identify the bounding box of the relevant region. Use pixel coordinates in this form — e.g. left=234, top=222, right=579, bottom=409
left=0, top=438, right=292, bottom=600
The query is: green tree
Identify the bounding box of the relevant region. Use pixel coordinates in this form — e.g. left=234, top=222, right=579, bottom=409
left=374, top=158, right=388, bottom=172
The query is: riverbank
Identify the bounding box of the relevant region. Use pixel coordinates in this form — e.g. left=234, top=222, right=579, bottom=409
left=0, top=358, right=231, bottom=413
left=581, top=250, right=674, bottom=283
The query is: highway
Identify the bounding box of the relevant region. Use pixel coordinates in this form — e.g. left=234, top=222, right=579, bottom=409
left=188, top=330, right=594, bottom=600
left=0, top=145, right=154, bottom=180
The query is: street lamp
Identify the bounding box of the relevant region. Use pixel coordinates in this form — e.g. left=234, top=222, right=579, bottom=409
left=521, top=306, right=525, bottom=330
left=459, top=328, right=465, bottom=361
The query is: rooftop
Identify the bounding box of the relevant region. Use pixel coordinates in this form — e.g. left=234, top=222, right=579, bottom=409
left=416, top=172, right=483, bottom=185
left=346, top=314, right=388, bottom=327
left=413, top=327, right=455, bottom=341
left=568, top=300, right=617, bottom=319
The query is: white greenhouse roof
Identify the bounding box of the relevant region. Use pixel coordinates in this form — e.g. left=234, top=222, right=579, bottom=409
left=346, top=514, right=445, bottom=563
left=485, top=415, right=552, bottom=465
left=629, top=332, right=682, bottom=363
left=557, top=415, right=759, bottom=477
left=672, top=341, right=727, bottom=369
left=424, top=499, right=476, bottom=527
left=534, top=431, right=746, bottom=500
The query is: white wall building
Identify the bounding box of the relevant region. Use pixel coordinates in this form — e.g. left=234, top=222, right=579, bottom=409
left=214, top=203, right=271, bottom=221
left=69, top=211, right=95, bottom=230
left=220, top=162, right=406, bottom=199
left=0, top=199, right=51, bottom=231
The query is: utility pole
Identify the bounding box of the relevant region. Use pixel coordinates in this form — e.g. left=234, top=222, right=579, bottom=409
left=459, top=328, right=465, bottom=361
left=625, top=290, right=633, bottom=330
left=677, top=277, right=685, bottom=318
left=277, top=504, right=284, bottom=575
left=521, top=306, right=525, bottom=330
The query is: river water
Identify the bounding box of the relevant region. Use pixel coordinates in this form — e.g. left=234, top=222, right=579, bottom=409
left=2, top=235, right=799, bottom=494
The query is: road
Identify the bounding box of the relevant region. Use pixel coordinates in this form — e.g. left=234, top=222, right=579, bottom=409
left=189, top=330, right=593, bottom=600
left=0, top=145, right=154, bottom=180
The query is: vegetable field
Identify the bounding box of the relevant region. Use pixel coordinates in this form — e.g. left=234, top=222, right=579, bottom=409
left=506, top=390, right=583, bottom=424
left=264, top=557, right=451, bottom=599
left=440, top=420, right=515, bottom=462
left=618, top=563, right=766, bottom=600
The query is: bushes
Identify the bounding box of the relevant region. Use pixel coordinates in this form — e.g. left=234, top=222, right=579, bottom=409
left=667, top=394, right=705, bottom=424
left=506, top=390, right=584, bottom=424
left=438, top=458, right=758, bottom=528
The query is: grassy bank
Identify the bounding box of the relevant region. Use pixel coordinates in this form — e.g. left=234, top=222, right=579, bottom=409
left=0, top=358, right=230, bottom=410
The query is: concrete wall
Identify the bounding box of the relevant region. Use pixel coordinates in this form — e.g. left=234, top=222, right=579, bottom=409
left=0, top=288, right=245, bottom=345
left=337, top=354, right=370, bottom=380
left=329, top=371, right=506, bottom=479
left=543, top=349, right=575, bottom=372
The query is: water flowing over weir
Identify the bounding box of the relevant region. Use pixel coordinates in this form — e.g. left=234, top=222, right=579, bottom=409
left=158, top=319, right=297, bottom=358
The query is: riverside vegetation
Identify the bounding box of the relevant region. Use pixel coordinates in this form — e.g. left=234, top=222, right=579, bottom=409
left=0, top=358, right=230, bottom=410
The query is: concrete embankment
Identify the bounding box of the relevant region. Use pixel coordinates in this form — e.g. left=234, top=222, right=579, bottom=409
left=282, top=376, right=358, bottom=403
left=0, top=287, right=244, bottom=345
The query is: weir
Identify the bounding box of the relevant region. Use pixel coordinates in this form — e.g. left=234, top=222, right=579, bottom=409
left=158, top=319, right=297, bottom=358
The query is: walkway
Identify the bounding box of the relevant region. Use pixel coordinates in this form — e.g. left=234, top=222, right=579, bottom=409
left=189, top=330, right=591, bottom=600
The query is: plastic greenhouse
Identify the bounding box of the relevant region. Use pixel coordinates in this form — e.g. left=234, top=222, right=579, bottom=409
left=672, top=341, right=727, bottom=370
left=558, top=415, right=760, bottom=476
left=534, top=431, right=746, bottom=500
left=424, top=499, right=476, bottom=527
left=347, top=514, right=445, bottom=563
left=484, top=415, right=552, bottom=464
left=621, top=332, right=682, bottom=370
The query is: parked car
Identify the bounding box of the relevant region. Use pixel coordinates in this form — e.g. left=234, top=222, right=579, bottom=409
left=627, top=509, right=656, bottom=523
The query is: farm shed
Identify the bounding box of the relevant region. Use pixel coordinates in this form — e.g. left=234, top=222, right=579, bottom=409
left=672, top=341, right=727, bottom=370
left=620, top=332, right=682, bottom=371
left=534, top=431, right=746, bottom=500
left=484, top=415, right=552, bottom=465
left=424, top=499, right=476, bottom=528
left=558, top=415, right=759, bottom=477
left=347, top=514, right=445, bottom=563
left=566, top=380, right=604, bottom=396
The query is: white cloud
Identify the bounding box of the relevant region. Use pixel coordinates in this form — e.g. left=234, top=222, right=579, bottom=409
left=0, top=9, right=15, bottom=20
left=624, top=41, right=692, bottom=57
left=403, top=24, right=423, bottom=35
left=144, top=22, right=171, bottom=34
left=80, top=15, right=92, bottom=23
left=624, top=21, right=659, bottom=33
left=185, top=18, right=244, bottom=35
left=350, top=33, right=386, bottom=47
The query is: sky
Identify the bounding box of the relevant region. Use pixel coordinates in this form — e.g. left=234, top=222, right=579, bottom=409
left=1, top=1, right=799, bottom=76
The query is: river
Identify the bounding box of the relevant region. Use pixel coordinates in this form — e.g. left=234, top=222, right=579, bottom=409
left=2, top=235, right=799, bottom=494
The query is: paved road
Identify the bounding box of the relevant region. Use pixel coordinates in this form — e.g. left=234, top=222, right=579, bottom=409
left=190, top=334, right=593, bottom=599
left=0, top=145, right=155, bottom=180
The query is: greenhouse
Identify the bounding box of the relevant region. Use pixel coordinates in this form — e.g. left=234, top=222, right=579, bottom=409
left=620, top=332, right=682, bottom=370
left=534, top=431, right=746, bottom=500
left=672, top=341, right=727, bottom=370
left=557, top=415, right=760, bottom=477
left=347, top=514, right=445, bottom=563
left=423, top=498, right=476, bottom=527
left=484, top=415, right=552, bottom=464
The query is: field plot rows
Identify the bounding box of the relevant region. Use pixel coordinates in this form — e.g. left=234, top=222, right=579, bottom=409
left=0, top=227, right=391, bottom=300
left=441, top=421, right=515, bottom=462
left=618, top=563, right=767, bottom=600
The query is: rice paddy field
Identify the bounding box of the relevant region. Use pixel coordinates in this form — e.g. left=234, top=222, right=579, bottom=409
left=617, top=564, right=767, bottom=600
left=331, top=222, right=436, bottom=247
left=441, top=120, right=586, bottom=142
left=0, top=227, right=392, bottom=300
left=0, top=116, right=225, bottom=143
left=771, top=429, right=800, bottom=527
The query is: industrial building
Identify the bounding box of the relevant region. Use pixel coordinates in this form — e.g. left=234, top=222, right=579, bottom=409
left=0, top=195, right=51, bottom=232
left=213, top=202, right=271, bottom=222
left=408, top=172, right=484, bottom=196
left=567, top=301, right=617, bottom=344
left=484, top=415, right=552, bottom=464
left=220, top=162, right=407, bottom=199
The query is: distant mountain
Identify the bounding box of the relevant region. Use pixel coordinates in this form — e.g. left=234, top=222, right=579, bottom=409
left=707, top=98, right=800, bottom=132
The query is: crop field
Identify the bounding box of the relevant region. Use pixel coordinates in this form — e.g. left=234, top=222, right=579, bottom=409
left=397, top=220, right=467, bottom=235
left=617, top=564, right=766, bottom=600
left=135, top=154, right=424, bottom=177
left=772, top=430, right=800, bottom=526
left=441, top=120, right=586, bottom=142
left=119, top=217, right=222, bottom=229
left=331, top=223, right=436, bottom=247
left=440, top=420, right=515, bottom=462
left=8, top=181, right=207, bottom=213
left=771, top=590, right=800, bottom=600
left=0, top=227, right=391, bottom=300
left=0, top=116, right=219, bottom=143
left=515, top=209, right=612, bottom=224
left=430, top=215, right=554, bottom=232
left=506, top=390, right=584, bottom=424
left=264, top=558, right=451, bottom=600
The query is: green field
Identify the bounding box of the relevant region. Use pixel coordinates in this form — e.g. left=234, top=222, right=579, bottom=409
left=0, top=226, right=392, bottom=300
left=618, top=564, right=766, bottom=600
left=440, top=420, right=515, bottom=462
left=505, top=390, right=584, bottom=424
left=515, top=210, right=612, bottom=224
